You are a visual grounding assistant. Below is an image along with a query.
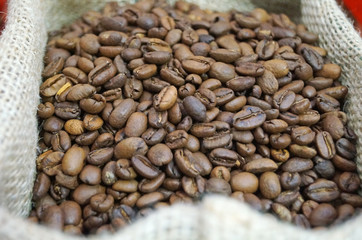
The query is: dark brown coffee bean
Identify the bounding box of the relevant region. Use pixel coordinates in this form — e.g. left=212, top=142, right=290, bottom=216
left=153, top=85, right=178, bottom=111
left=72, top=184, right=106, bottom=205
left=336, top=138, right=356, bottom=160
left=124, top=112, right=147, bottom=137
left=79, top=165, right=101, bottom=185
left=41, top=205, right=64, bottom=230
left=230, top=172, right=258, bottom=193
left=51, top=131, right=71, bottom=152
left=281, top=157, right=313, bottom=173
left=182, top=57, right=211, bottom=74
left=33, top=173, right=51, bottom=201
left=42, top=58, right=65, bottom=78
left=259, top=172, right=281, bottom=199
left=209, top=62, right=236, bottom=83
left=301, top=47, right=323, bottom=71
left=315, top=131, right=336, bottom=160
left=289, top=144, right=317, bottom=159
left=134, top=64, right=157, bottom=80
left=183, top=96, right=206, bottom=122
left=114, top=137, right=148, bottom=159
left=309, top=203, right=337, bottom=227
left=174, top=148, right=203, bottom=177
left=272, top=90, right=295, bottom=112
left=147, top=144, right=173, bottom=166
left=142, top=128, right=167, bottom=146
left=233, top=105, right=266, bottom=130
left=210, top=166, right=231, bottom=182
left=190, top=123, right=216, bottom=138
left=262, top=119, right=288, bottom=134
left=136, top=192, right=164, bottom=208
left=62, top=145, right=86, bottom=176
left=209, top=148, right=240, bottom=168
left=243, top=158, right=278, bottom=173
left=280, top=172, right=301, bottom=190
left=112, top=180, right=138, bottom=193
left=89, top=193, right=114, bottom=213
left=87, top=147, right=113, bottom=166
left=296, top=110, right=320, bottom=126
left=305, top=179, right=340, bottom=202
left=272, top=203, right=292, bottom=222
left=194, top=88, right=217, bottom=110
left=337, top=172, right=360, bottom=193
left=59, top=201, right=82, bottom=226
left=130, top=155, right=160, bottom=179
left=340, top=193, right=362, bottom=207
left=205, top=178, right=232, bottom=195
left=108, top=99, right=136, bottom=129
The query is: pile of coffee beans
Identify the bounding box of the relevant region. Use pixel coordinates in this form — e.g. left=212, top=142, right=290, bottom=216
left=29, top=0, right=361, bottom=235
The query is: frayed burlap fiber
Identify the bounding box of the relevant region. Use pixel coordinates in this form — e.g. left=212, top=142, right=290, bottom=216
left=0, top=0, right=361, bottom=239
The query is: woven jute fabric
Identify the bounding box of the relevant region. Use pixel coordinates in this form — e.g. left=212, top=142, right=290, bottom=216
left=0, top=0, right=361, bottom=239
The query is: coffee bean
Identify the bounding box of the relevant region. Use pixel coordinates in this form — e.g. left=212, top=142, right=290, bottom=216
left=114, top=137, right=148, bottom=159
left=336, top=138, right=356, bottom=160
left=205, top=178, right=232, bottom=195
left=183, top=96, right=206, bottom=122
left=315, top=131, right=336, bottom=160
left=243, top=158, right=278, bottom=173
left=153, top=86, right=178, bottom=111
left=72, top=184, right=106, bottom=205
left=62, top=145, right=86, bottom=176
left=233, top=105, right=266, bottom=130
left=309, top=203, right=337, bottom=227
left=337, top=172, right=360, bottom=193
left=230, top=172, right=258, bottom=193
left=147, top=144, right=173, bottom=166
left=209, top=62, right=236, bottom=83
left=305, top=179, right=340, bottom=202
left=259, top=172, right=281, bottom=199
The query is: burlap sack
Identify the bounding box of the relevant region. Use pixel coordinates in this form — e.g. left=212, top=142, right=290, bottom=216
left=0, top=0, right=361, bottom=239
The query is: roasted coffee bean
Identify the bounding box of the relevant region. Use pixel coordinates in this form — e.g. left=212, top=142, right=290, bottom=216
left=259, top=172, right=281, bottom=199
left=87, top=148, right=113, bottom=166
left=280, top=172, right=301, bottom=190
left=80, top=165, right=102, bottom=185
left=131, top=155, right=160, bottom=179
left=336, top=138, right=356, bottom=160
left=309, top=203, right=337, bottom=227
left=233, top=106, right=266, bottom=130
left=313, top=156, right=335, bottom=179
left=40, top=74, right=68, bottom=97
left=305, top=179, right=340, bottom=202
left=230, top=172, right=258, bottom=193
left=124, top=112, right=147, bottom=137
left=72, top=184, right=106, bottom=205
left=62, top=145, right=86, bottom=176
left=337, top=172, right=360, bottom=193
left=142, top=128, right=167, bottom=146
left=114, top=137, right=148, bottom=159
left=153, top=85, right=178, bottom=111
left=183, top=96, right=206, bottom=122
left=112, top=180, right=138, bottom=193
left=315, top=131, right=336, bottom=160
left=174, top=148, right=203, bottom=177
left=243, top=158, right=278, bottom=173
left=281, top=158, right=313, bottom=173
left=205, top=178, right=232, bottom=195
left=209, top=148, right=240, bottom=167
left=147, top=144, right=173, bottom=166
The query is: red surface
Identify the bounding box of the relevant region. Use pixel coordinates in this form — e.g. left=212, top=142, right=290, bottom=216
left=343, top=0, right=362, bottom=30
left=0, top=0, right=6, bottom=32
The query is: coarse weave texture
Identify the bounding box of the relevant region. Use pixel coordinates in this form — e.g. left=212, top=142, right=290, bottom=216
left=0, top=0, right=361, bottom=239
